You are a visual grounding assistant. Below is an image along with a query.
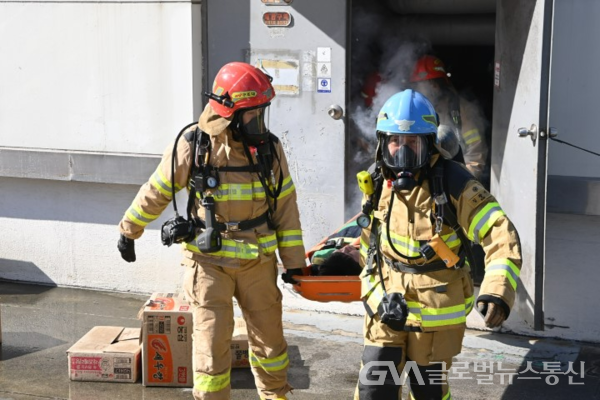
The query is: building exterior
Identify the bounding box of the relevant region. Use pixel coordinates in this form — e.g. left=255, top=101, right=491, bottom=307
left=1, top=0, right=599, bottom=342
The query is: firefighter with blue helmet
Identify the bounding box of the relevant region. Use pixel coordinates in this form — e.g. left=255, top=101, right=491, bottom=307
left=355, top=89, right=522, bottom=399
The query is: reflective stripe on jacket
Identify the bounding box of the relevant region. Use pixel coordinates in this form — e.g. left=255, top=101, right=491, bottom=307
left=359, top=156, right=521, bottom=331
left=119, top=104, right=306, bottom=268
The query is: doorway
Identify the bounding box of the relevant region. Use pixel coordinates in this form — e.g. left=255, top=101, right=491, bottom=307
left=345, top=0, right=497, bottom=284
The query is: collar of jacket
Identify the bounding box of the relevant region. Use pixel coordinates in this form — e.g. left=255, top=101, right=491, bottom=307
left=198, top=103, right=232, bottom=137
left=198, top=103, right=234, bottom=159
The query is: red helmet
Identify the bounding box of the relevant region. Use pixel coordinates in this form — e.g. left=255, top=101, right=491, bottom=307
left=207, top=62, right=275, bottom=118
left=360, top=71, right=382, bottom=108
left=410, top=55, right=448, bottom=83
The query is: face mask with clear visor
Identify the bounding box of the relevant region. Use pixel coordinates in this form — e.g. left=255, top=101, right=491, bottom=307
left=381, top=133, right=429, bottom=172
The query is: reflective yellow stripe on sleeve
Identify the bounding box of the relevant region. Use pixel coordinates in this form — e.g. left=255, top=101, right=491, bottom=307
left=249, top=349, right=290, bottom=372
left=485, top=258, right=520, bottom=290
left=463, top=128, right=481, bottom=145
left=125, top=204, right=160, bottom=227
left=258, top=234, right=278, bottom=254
left=467, top=202, right=506, bottom=244
left=194, top=370, right=230, bottom=393
left=277, top=176, right=296, bottom=199
left=150, top=168, right=183, bottom=198
left=277, top=230, right=304, bottom=248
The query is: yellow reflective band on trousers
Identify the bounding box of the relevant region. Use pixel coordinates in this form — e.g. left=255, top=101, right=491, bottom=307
left=211, top=181, right=266, bottom=202
left=381, top=230, right=421, bottom=257
left=249, top=349, right=290, bottom=372
left=194, top=370, right=230, bottom=393
left=277, top=230, right=304, bottom=248
left=486, top=258, right=520, bottom=290
left=416, top=304, right=466, bottom=328
left=184, top=238, right=260, bottom=259
left=467, top=202, right=506, bottom=244
left=463, top=128, right=481, bottom=145
left=258, top=234, right=278, bottom=254
left=125, top=203, right=159, bottom=227
left=150, top=168, right=183, bottom=198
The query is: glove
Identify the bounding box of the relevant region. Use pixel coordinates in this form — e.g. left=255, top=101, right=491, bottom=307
left=281, top=268, right=303, bottom=284
left=477, top=301, right=506, bottom=328
left=117, top=234, right=136, bottom=263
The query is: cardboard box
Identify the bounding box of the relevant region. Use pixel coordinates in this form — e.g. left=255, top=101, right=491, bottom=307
left=67, top=326, right=141, bottom=383
left=141, top=292, right=193, bottom=387
left=231, top=317, right=250, bottom=368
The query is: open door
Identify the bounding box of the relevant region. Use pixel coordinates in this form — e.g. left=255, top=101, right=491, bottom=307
left=204, top=0, right=348, bottom=247
left=491, top=0, right=554, bottom=330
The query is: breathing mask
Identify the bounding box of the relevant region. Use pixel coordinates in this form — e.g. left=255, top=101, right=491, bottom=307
left=381, top=133, right=430, bottom=193
left=238, top=105, right=271, bottom=146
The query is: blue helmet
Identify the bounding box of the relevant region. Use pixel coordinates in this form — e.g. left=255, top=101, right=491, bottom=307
left=376, top=90, right=439, bottom=174
left=376, top=89, right=438, bottom=135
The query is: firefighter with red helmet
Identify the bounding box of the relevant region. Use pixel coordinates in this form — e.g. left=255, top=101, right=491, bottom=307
left=410, top=55, right=488, bottom=180
left=117, top=62, right=305, bottom=400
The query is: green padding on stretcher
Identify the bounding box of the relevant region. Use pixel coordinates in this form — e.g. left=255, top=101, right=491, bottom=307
left=311, top=248, right=336, bottom=265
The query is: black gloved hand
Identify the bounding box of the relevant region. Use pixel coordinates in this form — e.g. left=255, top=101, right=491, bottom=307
left=117, top=234, right=136, bottom=263
left=477, top=301, right=506, bottom=328
left=281, top=268, right=303, bottom=284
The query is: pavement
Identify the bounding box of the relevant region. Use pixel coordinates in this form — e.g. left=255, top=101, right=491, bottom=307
left=1, top=279, right=600, bottom=400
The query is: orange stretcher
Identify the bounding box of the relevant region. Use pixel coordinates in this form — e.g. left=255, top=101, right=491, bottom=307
left=290, top=215, right=362, bottom=303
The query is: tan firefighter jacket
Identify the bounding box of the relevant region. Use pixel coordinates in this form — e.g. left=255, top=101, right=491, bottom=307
left=359, top=155, right=522, bottom=332
left=458, top=97, right=488, bottom=180
left=119, top=104, right=306, bottom=269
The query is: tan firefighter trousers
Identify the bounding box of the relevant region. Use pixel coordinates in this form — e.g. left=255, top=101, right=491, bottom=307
left=183, top=255, right=292, bottom=400
left=354, top=313, right=465, bottom=400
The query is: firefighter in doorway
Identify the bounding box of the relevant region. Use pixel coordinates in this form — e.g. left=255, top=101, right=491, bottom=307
left=355, top=89, right=522, bottom=399
left=409, top=55, right=488, bottom=180
left=117, top=62, right=306, bottom=400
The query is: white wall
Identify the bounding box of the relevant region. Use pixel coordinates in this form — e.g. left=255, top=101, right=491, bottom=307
left=548, top=0, right=600, bottom=178
left=0, top=2, right=198, bottom=291
left=0, top=3, right=195, bottom=154
left=0, top=177, right=186, bottom=293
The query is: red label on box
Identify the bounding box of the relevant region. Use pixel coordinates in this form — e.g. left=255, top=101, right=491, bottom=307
left=148, top=335, right=173, bottom=383
left=179, top=306, right=189, bottom=312
left=178, top=367, right=187, bottom=383
left=71, top=357, right=102, bottom=371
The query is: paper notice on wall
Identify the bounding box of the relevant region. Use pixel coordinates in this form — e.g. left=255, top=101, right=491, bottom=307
left=258, top=59, right=300, bottom=95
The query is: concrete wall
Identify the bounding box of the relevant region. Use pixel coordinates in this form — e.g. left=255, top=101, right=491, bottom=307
left=548, top=0, right=600, bottom=179
left=0, top=177, right=186, bottom=293
left=0, top=2, right=201, bottom=292
left=537, top=0, right=600, bottom=342
left=0, top=2, right=197, bottom=154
